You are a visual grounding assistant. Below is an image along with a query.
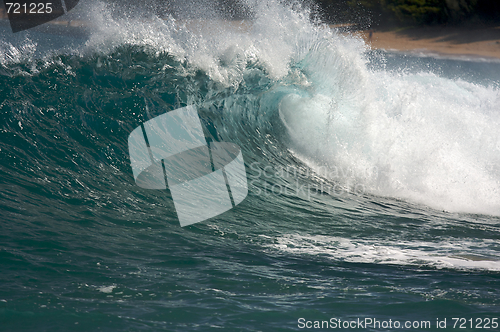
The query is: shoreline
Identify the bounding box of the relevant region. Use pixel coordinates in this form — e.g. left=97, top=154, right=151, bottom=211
left=351, top=25, right=500, bottom=61
left=2, top=9, right=500, bottom=61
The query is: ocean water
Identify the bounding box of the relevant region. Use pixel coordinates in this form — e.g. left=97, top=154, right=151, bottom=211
left=1, top=1, right=499, bottom=331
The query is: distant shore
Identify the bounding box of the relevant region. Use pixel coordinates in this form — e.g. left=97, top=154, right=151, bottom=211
left=2, top=5, right=500, bottom=61
left=351, top=25, right=500, bottom=60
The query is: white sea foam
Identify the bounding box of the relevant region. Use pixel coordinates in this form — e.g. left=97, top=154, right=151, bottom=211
left=3, top=0, right=498, bottom=216
left=282, top=66, right=500, bottom=215
left=271, top=234, right=500, bottom=272
left=0, top=37, right=37, bottom=66
left=98, top=285, right=116, bottom=293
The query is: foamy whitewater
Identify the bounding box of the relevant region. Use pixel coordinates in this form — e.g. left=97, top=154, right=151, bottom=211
left=0, top=0, right=499, bottom=330
left=77, top=0, right=500, bottom=216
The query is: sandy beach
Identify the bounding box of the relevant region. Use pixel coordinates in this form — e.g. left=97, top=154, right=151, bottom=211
left=353, top=25, right=500, bottom=60
left=2, top=4, right=500, bottom=61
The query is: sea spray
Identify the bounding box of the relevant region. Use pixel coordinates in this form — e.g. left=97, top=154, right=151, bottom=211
left=0, top=1, right=499, bottom=330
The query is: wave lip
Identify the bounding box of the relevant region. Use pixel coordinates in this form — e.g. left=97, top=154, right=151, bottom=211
left=1, top=0, right=499, bottom=219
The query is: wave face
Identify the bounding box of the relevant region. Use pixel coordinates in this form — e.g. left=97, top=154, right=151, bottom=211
left=1, top=0, right=499, bottom=330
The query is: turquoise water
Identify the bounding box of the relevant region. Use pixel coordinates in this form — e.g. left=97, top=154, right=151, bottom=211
left=1, top=1, right=500, bottom=331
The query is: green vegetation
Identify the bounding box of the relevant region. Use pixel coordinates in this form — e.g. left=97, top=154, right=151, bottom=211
left=317, top=0, right=500, bottom=26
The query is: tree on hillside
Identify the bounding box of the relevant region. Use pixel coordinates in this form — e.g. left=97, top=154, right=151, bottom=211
left=320, top=0, right=500, bottom=25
